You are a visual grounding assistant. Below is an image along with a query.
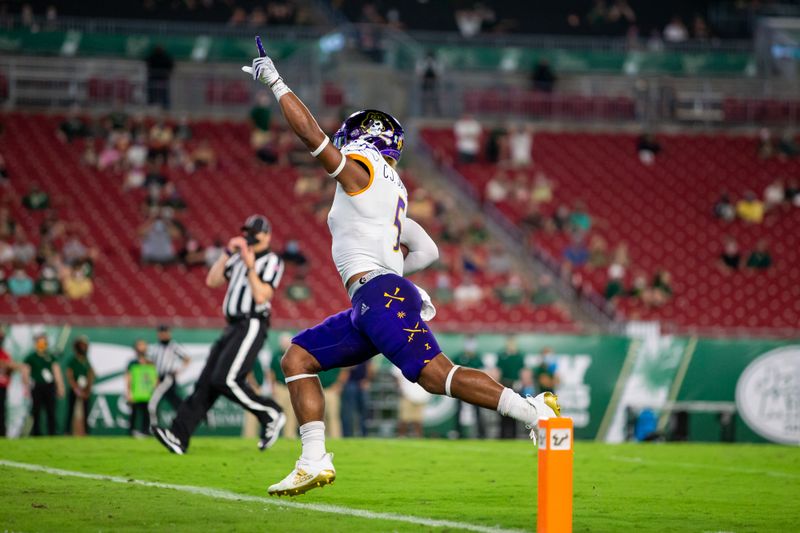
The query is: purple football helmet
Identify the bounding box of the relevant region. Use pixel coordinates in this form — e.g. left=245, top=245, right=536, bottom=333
left=332, top=109, right=405, bottom=162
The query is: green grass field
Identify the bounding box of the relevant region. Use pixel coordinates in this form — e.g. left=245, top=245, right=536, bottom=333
left=1, top=437, right=798, bottom=532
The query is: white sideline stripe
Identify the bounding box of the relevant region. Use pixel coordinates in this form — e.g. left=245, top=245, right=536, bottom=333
left=608, top=455, right=800, bottom=479
left=0, top=460, right=525, bottom=533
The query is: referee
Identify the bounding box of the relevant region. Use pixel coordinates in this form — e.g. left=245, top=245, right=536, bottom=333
left=147, top=325, right=189, bottom=427
left=154, top=214, right=286, bottom=454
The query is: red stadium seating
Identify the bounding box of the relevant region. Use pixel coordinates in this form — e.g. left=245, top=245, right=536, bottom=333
left=0, top=113, right=576, bottom=332
left=422, top=127, right=800, bottom=334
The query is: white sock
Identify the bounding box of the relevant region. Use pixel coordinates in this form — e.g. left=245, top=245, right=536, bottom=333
left=496, top=387, right=537, bottom=423
left=299, top=421, right=326, bottom=461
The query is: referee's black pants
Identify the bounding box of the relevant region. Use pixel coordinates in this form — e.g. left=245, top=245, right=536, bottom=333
left=171, top=317, right=282, bottom=446
left=148, top=372, right=183, bottom=425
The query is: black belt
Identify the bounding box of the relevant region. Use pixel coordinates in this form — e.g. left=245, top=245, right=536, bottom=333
left=226, top=313, right=269, bottom=325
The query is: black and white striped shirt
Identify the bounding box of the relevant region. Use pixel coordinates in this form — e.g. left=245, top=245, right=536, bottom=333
left=148, top=340, right=189, bottom=376
left=222, top=250, right=284, bottom=321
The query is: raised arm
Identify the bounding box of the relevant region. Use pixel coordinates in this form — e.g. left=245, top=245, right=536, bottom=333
left=400, top=218, right=439, bottom=274
left=242, top=36, right=370, bottom=195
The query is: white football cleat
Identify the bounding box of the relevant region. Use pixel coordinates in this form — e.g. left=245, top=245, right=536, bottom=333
left=525, top=392, right=561, bottom=446
left=268, top=453, right=336, bottom=497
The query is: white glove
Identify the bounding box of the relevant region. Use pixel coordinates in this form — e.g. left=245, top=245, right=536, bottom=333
left=241, top=36, right=291, bottom=100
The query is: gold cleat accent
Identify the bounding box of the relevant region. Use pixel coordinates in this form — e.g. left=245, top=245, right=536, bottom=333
left=543, top=392, right=561, bottom=417
left=268, top=470, right=336, bottom=497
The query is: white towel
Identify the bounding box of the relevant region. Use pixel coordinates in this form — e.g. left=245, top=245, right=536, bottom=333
left=414, top=284, right=437, bottom=322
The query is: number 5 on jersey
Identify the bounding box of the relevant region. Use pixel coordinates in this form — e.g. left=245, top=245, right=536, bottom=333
left=392, top=197, right=406, bottom=252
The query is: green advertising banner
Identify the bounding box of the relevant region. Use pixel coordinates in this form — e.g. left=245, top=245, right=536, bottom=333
left=2, top=324, right=797, bottom=444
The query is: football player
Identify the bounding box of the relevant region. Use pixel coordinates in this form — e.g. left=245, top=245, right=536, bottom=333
left=243, top=36, right=560, bottom=497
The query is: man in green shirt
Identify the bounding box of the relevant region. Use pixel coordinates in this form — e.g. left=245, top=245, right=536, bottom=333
left=497, top=336, right=524, bottom=439
left=24, top=333, right=64, bottom=436
left=746, top=239, right=772, bottom=270
left=126, top=340, right=157, bottom=437
left=65, top=335, right=95, bottom=435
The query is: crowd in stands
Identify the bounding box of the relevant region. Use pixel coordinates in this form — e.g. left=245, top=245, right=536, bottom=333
left=0, top=172, right=97, bottom=300
left=3, top=1, right=312, bottom=27
left=335, top=0, right=772, bottom=40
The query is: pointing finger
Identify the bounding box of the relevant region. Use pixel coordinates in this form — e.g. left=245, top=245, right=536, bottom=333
left=256, top=36, right=266, bottom=58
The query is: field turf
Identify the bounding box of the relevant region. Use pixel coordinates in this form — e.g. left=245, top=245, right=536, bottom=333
left=1, top=437, right=798, bottom=532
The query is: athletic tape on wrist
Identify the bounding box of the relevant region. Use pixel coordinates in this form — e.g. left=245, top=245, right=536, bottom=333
left=310, top=136, right=330, bottom=157
left=285, top=373, right=319, bottom=384
left=328, top=153, right=347, bottom=179
left=269, top=78, right=292, bottom=100
left=445, top=365, right=461, bottom=397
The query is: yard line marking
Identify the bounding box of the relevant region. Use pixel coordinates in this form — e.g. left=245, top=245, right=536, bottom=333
left=0, top=460, right=526, bottom=533
left=608, top=455, right=800, bottom=479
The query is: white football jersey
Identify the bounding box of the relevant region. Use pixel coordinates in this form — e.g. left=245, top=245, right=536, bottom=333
left=327, top=140, right=408, bottom=285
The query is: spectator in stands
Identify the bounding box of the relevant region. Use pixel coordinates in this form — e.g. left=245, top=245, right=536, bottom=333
left=81, top=143, right=98, bottom=168
left=531, top=172, right=554, bottom=204
left=637, top=133, right=661, bottom=165
left=532, top=273, right=559, bottom=306
left=174, top=116, right=192, bottom=141
left=146, top=45, right=174, bottom=109
left=520, top=204, right=545, bottom=234
left=0, top=207, right=13, bottom=240
left=496, top=273, right=526, bottom=306
left=0, top=242, right=12, bottom=267
left=605, top=262, right=625, bottom=300
left=714, top=192, right=736, bottom=222
left=692, top=14, right=711, bottom=39
left=35, top=265, right=61, bottom=296
left=777, top=130, right=799, bottom=158
left=179, top=237, right=206, bottom=268
left=454, top=114, right=482, bottom=164
left=720, top=236, right=741, bottom=271
left=552, top=204, right=571, bottom=232
left=433, top=271, right=454, bottom=304
left=22, top=185, right=49, bottom=210
left=736, top=191, right=765, bottom=224
left=785, top=179, right=800, bottom=207
left=6, top=268, right=34, bottom=296
left=61, top=266, right=93, bottom=299
left=487, top=243, right=512, bottom=274
left=588, top=235, right=609, bottom=268
left=485, top=172, right=509, bottom=203
left=497, top=336, right=524, bottom=439
left=454, top=273, right=484, bottom=306
left=148, top=120, right=174, bottom=164
left=466, top=216, right=489, bottom=243
left=455, top=6, right=489, bottom=38
left=650, top=270, right=673, bottom=306
left=64, top=335, right=94, bottom=436
left=764, top=179, right=785, bottom=212
left=281, top=240, right=308, bottom=268
left=646, top=29, right=664, bottom=51
left=0, top=153, right=7, bottom=186
left=204, top=238, right=224, bottom=268
left=746, top=239, right=772, bottom=271
left=758, top=128, right=775, bottom=159
left=663, top=16, right=689, bottom=42
left=191, top=140, right=217, bottom=170
left=12, top=232, right=36, bottom=265
left=62, top=231, right=90, bottom=266
left=569, top=201, right=593, bottom=234
left=285, top=271, right=312, bottom=302
left=57, top=106, right=90, bottom=143
left=139, top=215, right=179, bottom=264
left=531, top=59, right=556, bottom=93
left=25, top=333, right=64, bottom=436
left=0, top=270, right=7, bottom=296
left=417, top=51, right=442, bottom=116
left=508, top=125, right=533, bottom=167
left=486, top=126, right=508, bottom=164
left=563, top=235, right=589, bottom=267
